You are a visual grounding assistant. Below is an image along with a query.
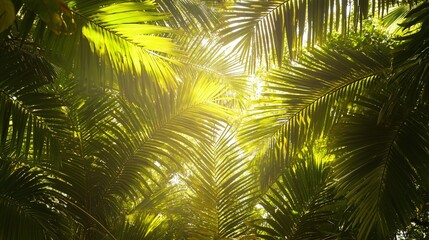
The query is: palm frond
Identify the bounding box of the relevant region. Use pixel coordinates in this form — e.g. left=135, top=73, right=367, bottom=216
left=48, top=73, right=231, bottom=238
left=240, top=45, right=391, bottom=190
left=0, top=159, right=70, bottom=239
left=330, top=93, right=429, bottom=239
left=156, top=0, right=220, bottom=33
left=114, top=183, right=186, bottom=239
left=0, top=41, right=72, bottom=163
left=78, top=0, right=180, bottom=92
left=178, top=35, right=251, bottom=109
left=96, top=75, right=229, bottom=201
left=185, top=125, right=258, bottom=239
left=253, top=146, right=350, bottom=239
left=382, top=5, right=410, bottom=33
left=380, top=1, right=429, bottom=121
left=50, top=89, right=140, bottom=239
left=217, top=0, right=406, bottom=71
left=14, top=0, right=180, bottom=95
left=218, top=1, right=297, bottom=71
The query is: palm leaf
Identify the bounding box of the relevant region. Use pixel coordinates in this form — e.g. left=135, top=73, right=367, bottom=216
left=382, top=5, right=409, bottom=33
left=13, top=0, right=180, bottom=95
left=329, top=5, right=429, bottom=237
left=217, top=0, right=407, bottom=71
left=218, top=0, right=297, bottom=71
left=240, top=44, right=391, bottom=190
left=120, top=183, right=187, bottom=239
left=178, top=35, right=251, bottom=109
left=49, top=73, right=231, bottom=238
left=253, top=146, right=351, bottom=239
left=79, top=1, right=180, bottom=90
left=380, top=1, right=429, bottom=122
left=0, top=41, right=72, bottom=163
left=0, top=159, right=70, bottom=239
left=156, top=0, right=220, bottom=33
left=185, top=125, right=258, bottom=239
left=330, top=92, right=429, bottom=239
left=114, top=213, right=167, bottom=240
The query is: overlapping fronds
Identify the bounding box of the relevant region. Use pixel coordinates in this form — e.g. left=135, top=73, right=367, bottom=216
left=49, top=73, right=231, bottom=238
left=2, top=0, right=429, bottom=239
left=381, top=1, right=429, bottom=121
left=185, top=125, right=257, bottom=239
left=13, top=0, right=180, bottom=95
left=0, top=41, right=71, bottom=162
left=156, top=0, right=220, bottom=32
left=179, top=36, right=250, bottom=109
left=254, top=148, right=347, bottom=239
left=329, top=4, right=429, bottom=238
left=218, top=0, right=304, bottom=71
left=0, top=159, right=70, bottom=239
left=79, top=1, right=179, bottom=91
left=240, top=45, right=391, bottom=189
left=217, top=0, right=408, bottom=71
left=101, top=77, right=230, bottom=200
left=331, top=93, right=429, bottom=239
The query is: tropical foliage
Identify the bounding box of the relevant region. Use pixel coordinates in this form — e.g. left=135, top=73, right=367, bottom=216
left=0, top=0, right=428, bottom=239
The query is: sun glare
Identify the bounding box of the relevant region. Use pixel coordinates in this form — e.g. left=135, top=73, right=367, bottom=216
left=169, top=173, right=181, bottom=185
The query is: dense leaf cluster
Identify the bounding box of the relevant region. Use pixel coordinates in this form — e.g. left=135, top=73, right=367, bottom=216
left=0, top=0, right=428, bottom=239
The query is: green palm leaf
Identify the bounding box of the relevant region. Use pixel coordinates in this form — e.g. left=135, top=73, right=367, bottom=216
left=186, top=125, right=258, bottom=239
left=13, top=0, right=180, bottom=95
left=156, top=0, right=220, bottom=33
left=254, top=147, right=347, bottom=239
left=50, top=73, right=231, bottom=238
left=0, top=159, right=70, bottom=239
left=331, top=93, right=429, bottom=239
left=0, top=41, right=72, bottom=162
left=178, top=35, right=250, bottom=109
left=217, top=0, right=406, bottom=71
left=382, top=5, right=410, bottom=32
left=329, top=5, right=429, bottom=237
left=380, top=2, right=429, bottom=121
left=79, top=1, right=180, bottom=91
left=218, top=0, right=296, bottom=71
left=240, top=44, right=391, bottom=190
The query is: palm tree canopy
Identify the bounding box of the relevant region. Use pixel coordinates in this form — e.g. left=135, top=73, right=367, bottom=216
left=0, top=0, right=428, bottom=239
